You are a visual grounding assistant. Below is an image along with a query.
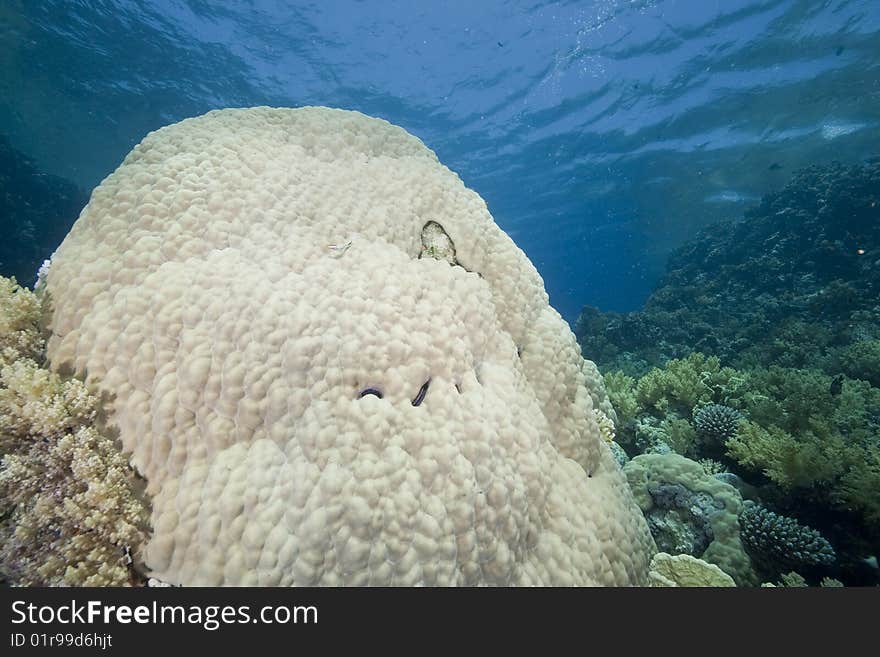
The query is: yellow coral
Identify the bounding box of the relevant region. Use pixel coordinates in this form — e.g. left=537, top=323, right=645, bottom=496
left=0, top=358, right=96, bottom=441
left=635, top=353, right=742, bottom=415
left=726, top=420, right=850, bottom=490
left=1, top=423, right=149, bottom=586
left=0, top=275, right=149, bottom=586
left=0, top=276, right=43, bottom=367
left=603, top=370, right=638, bottom=426
left=648, top=552, right=736, bottom=587
left=592, top=408, right=616, bottom=443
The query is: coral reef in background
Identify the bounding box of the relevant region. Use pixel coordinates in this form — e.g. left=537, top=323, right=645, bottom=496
left=575, top=159, right=880, bottom=377
left=605, top=354, right=880, bottom=583
left=0, top=136, right=87, bottom=287
left=578, top=159, right=880, bottom=586
left=0, top=275, right=148, bottom=586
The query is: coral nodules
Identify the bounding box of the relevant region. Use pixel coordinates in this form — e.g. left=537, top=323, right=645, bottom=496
left=41, top=107, right=655, bottom=586
left=739, top=500, right=835, bottom=575
left=693, top=403, right=744, bottom=446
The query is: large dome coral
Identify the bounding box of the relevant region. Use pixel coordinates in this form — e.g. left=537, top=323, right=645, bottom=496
left=43, top=106, right=654, bottom=585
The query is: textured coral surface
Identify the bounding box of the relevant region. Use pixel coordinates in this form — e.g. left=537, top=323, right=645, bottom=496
left=624, top=452, right=756, bottom=585
left=647, top=552, right=735, bottom=587
left=44, top=107, right=655, bottom=585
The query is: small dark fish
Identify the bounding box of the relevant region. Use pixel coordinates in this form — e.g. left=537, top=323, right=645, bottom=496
left=411, top=379, right=431, bottom=406
left=836, top=46, right=844, bottom=56
left=768, top=162, right=783, bottom=171
left=497, top=41, right=504, bottom=47
left=830, top=374, right=844, bottom=396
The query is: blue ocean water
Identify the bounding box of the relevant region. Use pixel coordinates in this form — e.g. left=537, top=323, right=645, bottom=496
left=2, top=0, right=879, bottom=323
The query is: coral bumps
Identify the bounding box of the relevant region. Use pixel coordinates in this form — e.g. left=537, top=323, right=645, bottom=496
left=739, top=501, right=835, bottom=573
left=0, top=276, right=148, bottom=586
left=42, top=107, right=655, bottom=586
left=692, top=404, right=743, bottom=445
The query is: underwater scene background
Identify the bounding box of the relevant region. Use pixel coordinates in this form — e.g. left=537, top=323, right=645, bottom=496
left=1, top=0, right=879, bottom=586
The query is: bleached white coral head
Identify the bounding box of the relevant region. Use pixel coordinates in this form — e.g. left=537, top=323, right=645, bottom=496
left=44, top=106, right=655, bottom=586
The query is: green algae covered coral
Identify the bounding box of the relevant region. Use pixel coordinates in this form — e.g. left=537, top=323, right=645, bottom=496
left=0, top=275, right=148, bottom=586
left=623, top=452, right=757, bottom=586
left=606, top=353, right=880, bottom=546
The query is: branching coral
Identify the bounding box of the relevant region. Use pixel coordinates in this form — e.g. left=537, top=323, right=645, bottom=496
left=724, top=368, right=880, bottom=528
left=635, top=354, right=743, bottom=415
left=837, top=444, right=880, bottom=525
left=698, top=458, right=727, bottom=476
left=592, top=408, right=616, bottom=443
left=693, top=403, right=744, bottom=447
left=0, top=275, right=149, bottom=586
left=725, top=420, right=849, bottom=490
left=1, top=424, right=149, bottom=586
left=0, top=357, right=95, bottom=444
left=764, top=572, right=842, bottom=587
left=0, top=276, right=43, bottom=367
left=739, top=501, right=835, bottom=575
left=838, top=339, right=880, bottom=387
left=603, top=370, right=638, bottom=427
left=658, top=417, right=698, bottom=456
